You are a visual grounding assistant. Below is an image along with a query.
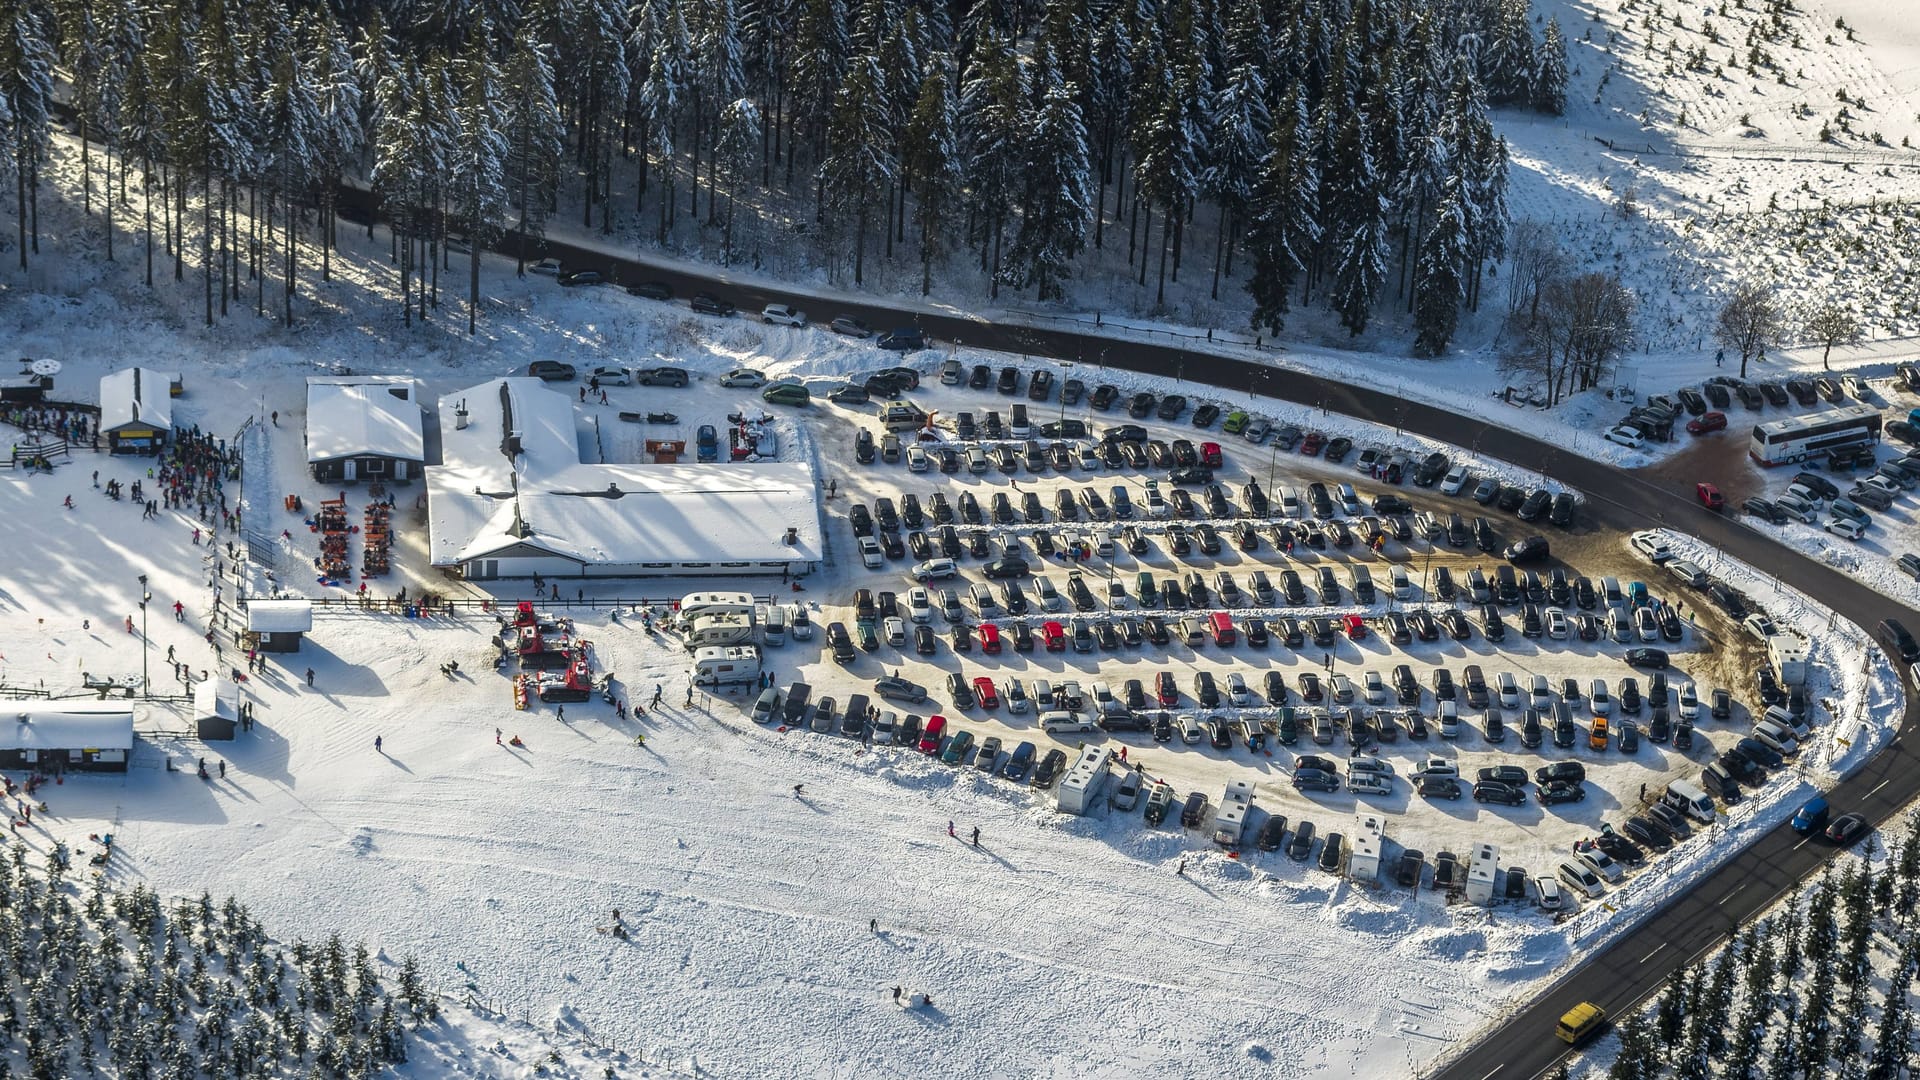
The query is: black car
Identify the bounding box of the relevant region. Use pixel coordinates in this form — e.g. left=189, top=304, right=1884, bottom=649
left=1179, top=791, right=1209, bottom=828
left=1549, top=492, right=1576, bottom=528
left=1473, top=780, right=1526, bottom=806
left=1537, top=780, right=1586, bottom=805
left=1090, top=384, right=1118, bottom=410
left=1595, top=833, right=1645, bottom=866
left=1028, top=370, right=1054, bottom=401
left=1192, top=403, right=1220, bottom=428
left=996, top=366, right=1020, bottom=394
left=1504, top=535, right=1550, bottom=564
left=876, top=328, right=927, bottom=351
left=1157, top=394, right=1188, bottom=420
left=690, top=292, right=735, bottom=316
left=1255, top=815, right=1289, bottom=852
left=1623, top=817, right=1672, bottom=852
left=558, top=269, right=606, bottom=286
left=1287, top=820, right=1316, bottom=860
left=1625, top=648, right=1669, bottom=669
left=626, top=280, right=673, bottom=300
left=1127, top=392, right=1156, bottom=418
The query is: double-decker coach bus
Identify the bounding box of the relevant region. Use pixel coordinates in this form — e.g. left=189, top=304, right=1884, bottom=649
left=1749, top=404, right=1881, bottom=466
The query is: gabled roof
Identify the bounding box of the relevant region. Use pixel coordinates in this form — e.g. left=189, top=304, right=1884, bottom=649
left=98, top=368, right=176, bottom=434
left=305, top=378, right=425, bottom=464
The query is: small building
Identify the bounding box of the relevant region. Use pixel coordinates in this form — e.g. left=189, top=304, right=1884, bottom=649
left=0, top=703, right=134, bottom=772
left=194, top=677, right=240, bottom=741
left=1348, top=813, right=1384, bottom=885
left=99, top=367, right=179, bottom=454
left=1466, top=842, right=1502, bottom=906
left=1056, top=746, right=1112, bottom=816
left=305, top=376, right=426, bottom=484
left=247, top=599, right=313, bottom=653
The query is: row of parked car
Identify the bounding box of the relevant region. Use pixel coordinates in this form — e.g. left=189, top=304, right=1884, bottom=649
left=1608, top=374, right=1867, bottom=448
left=1743, top=458, right=1920, bottom=542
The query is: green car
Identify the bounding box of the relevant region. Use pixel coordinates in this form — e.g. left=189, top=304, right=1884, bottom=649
left=1276, top=707, right=1299, bottom=745
left=1135, top=571, right=1158, bottom=606
left=762, top=382, right=811, bottom=406
left=1223, top=410, right=1250, bottom=435
left=938, top=729, right=974, bottom=766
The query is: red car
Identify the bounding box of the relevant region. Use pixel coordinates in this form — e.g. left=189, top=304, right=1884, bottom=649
left=1686, top=411, right=1727, bottom=436
left=977, top=622, right=1002, bottom=654
left=1300, top=431, right=1326, bottom=456
left=972, top=677, right=999, bottom=710
left=1344, top=614, right=1368, bottom=640
left=1696, top=482, right=1724, bottom=510
left=1156, top=671, right=1179, bottom=707
left=1041, top=621, right=1067, bottom=652
left=918, top=715, right=947, bottom=754
left=1200, top=442, right=1223, bottom=468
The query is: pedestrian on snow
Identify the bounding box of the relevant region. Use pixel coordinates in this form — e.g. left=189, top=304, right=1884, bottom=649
left=496, top=727, right=502, bottom=745
left=947, top=820, right=955, bottom=838
left=870, top=918, right=878, bottom=933
left=62, top=495, right=71, bottom=509
left=218, top=760, right=225, bottom=778
left=971, top=826, right=980, bottom=847
left=82, top=619, right=89, bottom=631
left=652, top=684, right=664, bottom=706
left=892, top=986, right=902, bottom=1003
left=192, top=527, right=200, bottom=545
left=271, top=411, right=279, bottom=426
left=173, top=601, right=184, bottom=621
left=793, top=784, right=804, bottom=797
left=91, top=470, right=97, bottom=488
left=305, top=668, right=315, bottom=687
left=125, top=616, right=134, bottom=634
left=1176, top=859, right=1187, bottom=876
left=374, top=736, right=383, bottom=752
left=556, top=705, right=566, bottom=722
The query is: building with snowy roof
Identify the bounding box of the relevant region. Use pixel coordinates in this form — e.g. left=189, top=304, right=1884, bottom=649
left=425, top=378, right=822, bottom=580
left=0, top=702, right=135, bottom=772
left=98, top=367, right=179, bottom=454
left=246, top=598, right=314, bottom=653
left=305, top=376, right=426, bottom=484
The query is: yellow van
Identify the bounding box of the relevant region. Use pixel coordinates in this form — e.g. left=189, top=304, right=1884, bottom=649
left=1555, top=1002, right=1606, bottom=1045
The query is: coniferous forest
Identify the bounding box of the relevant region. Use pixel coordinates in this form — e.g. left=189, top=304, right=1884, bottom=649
left=0, top=0, right=1567, bottom=350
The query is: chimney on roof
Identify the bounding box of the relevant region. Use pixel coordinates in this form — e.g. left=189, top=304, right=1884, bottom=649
left=455, top=398, right=469, bottom=430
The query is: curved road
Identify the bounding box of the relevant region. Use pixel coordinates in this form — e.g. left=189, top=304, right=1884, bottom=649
left=373, top=201, right=1919, bottom=1078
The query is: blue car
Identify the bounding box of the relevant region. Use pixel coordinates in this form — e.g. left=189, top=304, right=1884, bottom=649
left=876, top=328, right=927, bottom=352
left=696, top=424, right=719, bottom=462
left=1791, top=796, right=1830, bottom=834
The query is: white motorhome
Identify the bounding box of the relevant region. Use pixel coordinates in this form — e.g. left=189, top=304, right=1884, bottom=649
left=1212, top=779, right=1255, bottom=846
left=1465, top=842, right=1501, bottom=906
left=690, top=645, right=762, bottom=687
left=677, top=592, right=756, bottom=626
left=1056, top=747, right=1113, bottom=815
left=682, top=613, right=756, bottom=649
left=1347, top=814, right=1384, bottom=884
left=1766, top=633, right=1808, bottom=686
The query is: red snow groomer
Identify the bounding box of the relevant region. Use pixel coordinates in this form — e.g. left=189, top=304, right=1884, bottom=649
left=537, top=660, right=594, bottom=703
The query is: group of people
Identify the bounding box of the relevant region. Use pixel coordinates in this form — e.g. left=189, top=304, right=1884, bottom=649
left=3, top=404, right=91, bottom=445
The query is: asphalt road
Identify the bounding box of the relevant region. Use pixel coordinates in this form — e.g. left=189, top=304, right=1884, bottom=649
left=339, top=192, right=1920, bottom=1077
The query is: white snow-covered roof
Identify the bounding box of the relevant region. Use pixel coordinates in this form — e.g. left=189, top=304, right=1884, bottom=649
left=194, top=677, right=240, bottom=721
left=246, top=599, right=314, bottom=633
left=0, top=703, right=134, bottom=752
left=305, top=378, right=424, bottom=464
left=426, top=378, right=821, bottom=569
left=98, top=367, right=176, bottom=434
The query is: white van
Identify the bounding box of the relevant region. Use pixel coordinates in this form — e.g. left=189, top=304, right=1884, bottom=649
left=760, top=604, right=789, bottom=647
left=1662, top=779, right=1715, bottom=823
left=690, top=645, right=761, bottom=687
left=1391, top=566, right=1412, bottom=601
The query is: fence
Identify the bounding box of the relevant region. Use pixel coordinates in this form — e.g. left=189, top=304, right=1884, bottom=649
left=251, top=593, right=779, bottom=615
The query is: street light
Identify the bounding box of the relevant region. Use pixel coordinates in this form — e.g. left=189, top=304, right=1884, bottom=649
left=137, top=574, right=150, bottom=699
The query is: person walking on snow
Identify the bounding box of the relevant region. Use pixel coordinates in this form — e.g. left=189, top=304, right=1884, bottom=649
left=173, top=601, right=184, bottom=622
left=793, top=784, right=804, bottom=797
left=652, top=684, right=664, bottom=707
left=971, top=826, right=980, bottom=847
left=374, top=736, right=383, bottom=753
left=1176, top=859, right=1188, bottom=876
left=305, top=668, right=314, bottom=687
left=192, top=527, right=200, bottom=545
left=496, top=727, right=502, bottom=745
left=947, top=820, right=955, bottom=838
left=62, top=495, right=71, bottom=509
left=124, top=616, right=134, bottom=634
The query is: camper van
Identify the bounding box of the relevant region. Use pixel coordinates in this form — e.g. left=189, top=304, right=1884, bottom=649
left=683, top=613, right=756, bottom=649
left=690, top=646, right=762, bottom=687
left=677, top=592, right=756, bottom=626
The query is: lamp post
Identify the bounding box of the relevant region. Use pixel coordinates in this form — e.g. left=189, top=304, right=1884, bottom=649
left=137, top=574, right=150, bottom=698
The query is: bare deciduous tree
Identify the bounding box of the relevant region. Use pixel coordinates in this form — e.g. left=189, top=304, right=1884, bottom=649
left=1715, top=279, right=1785, bottom=379
left=1505, top=270, right=1637, bottom=406
left=1803, top=301, right=1863, bottom=370
left=1503, top=218, right=1568, bottom=325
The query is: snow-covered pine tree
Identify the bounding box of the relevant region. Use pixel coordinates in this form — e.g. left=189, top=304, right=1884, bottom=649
left=0, top=0, right=55, bottom=270
left=260, top=15, right=323, bottom=327
left=1243, top=83, right=1317, bottom=334
left=1201, top=0, right=1266, bottom=297
left=1867, top=934, right=1919, bottom=1080
left=1531, top=16, right=1567, bottom=115
left=821, top=49, right=897, bottom=284
left=713, top=96, right=761, bottom=264
left=1411, top=173, right=1466, bottom=355
left=903, top=57, right=959, bottom=295
left=1006, top=53, right=1092, bottom=302
left=1324, top=106, right=1388, bottom=336
left=959, top=29, right=1023, bottom=296
left=1480, top=0, right=1535, bottom=106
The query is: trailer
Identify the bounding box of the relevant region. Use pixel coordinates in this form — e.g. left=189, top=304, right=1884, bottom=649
left=690, top=646, right=761, bottom=687
left=1766, top=633, right=1808, bottom=686
left=1465, top=842, right=1502, bottom=906
left=1211, top=778, right=1255, bottom=846
left=682, top=613, right=756, bottom=649
left=1348, top=813, right=1384, bottom=884
left=1056, top=746, right=1113, bottom=815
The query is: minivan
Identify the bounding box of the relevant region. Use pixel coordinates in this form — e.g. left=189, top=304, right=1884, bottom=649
left=1557, top=861, right=1605, bottom=899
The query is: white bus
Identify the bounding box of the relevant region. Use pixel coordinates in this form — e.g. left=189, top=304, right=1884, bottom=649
left=1749, top=405, right=1881, bottom=466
